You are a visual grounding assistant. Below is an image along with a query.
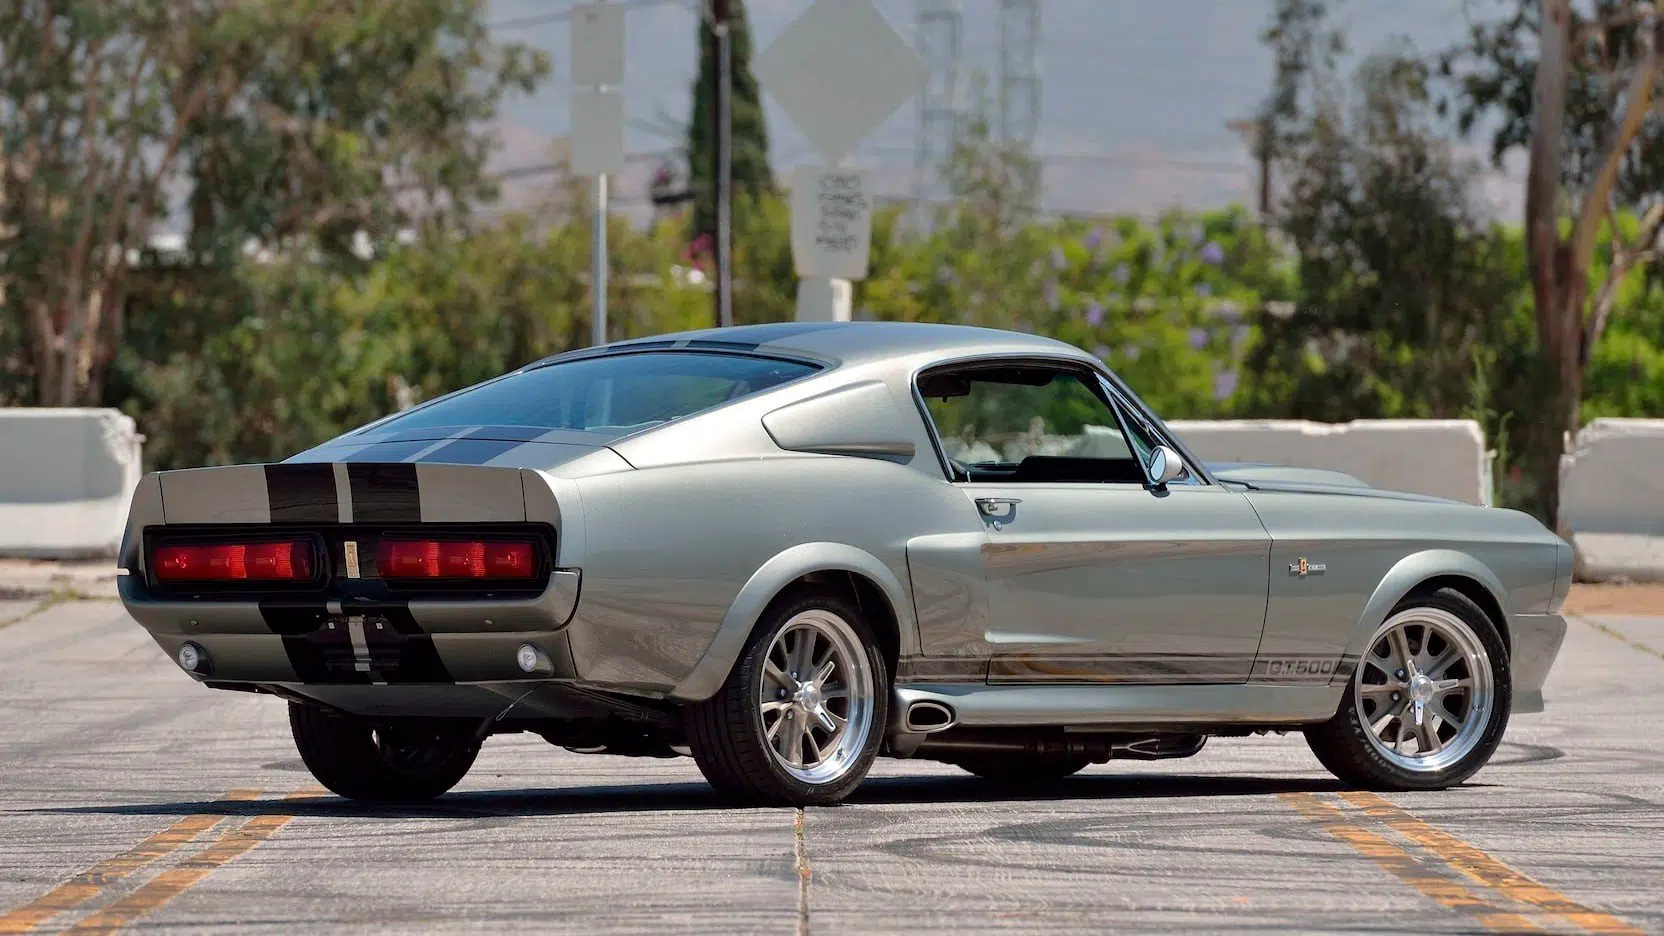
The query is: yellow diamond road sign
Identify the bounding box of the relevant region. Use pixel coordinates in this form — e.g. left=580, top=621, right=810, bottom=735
left=755, top=0, right=928, bottom=168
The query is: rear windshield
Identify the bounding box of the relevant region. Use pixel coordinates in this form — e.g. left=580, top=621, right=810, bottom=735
left=366, top=351, right=819, bottom=436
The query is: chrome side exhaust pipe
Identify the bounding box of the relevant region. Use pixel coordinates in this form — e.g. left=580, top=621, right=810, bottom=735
left=902, top=700, right=957, bottom=733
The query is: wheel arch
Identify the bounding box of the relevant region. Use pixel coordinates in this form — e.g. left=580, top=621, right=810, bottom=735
left=669, top=542, right=914, bottom=702
left=1336, top=550, right=1512, bottom=686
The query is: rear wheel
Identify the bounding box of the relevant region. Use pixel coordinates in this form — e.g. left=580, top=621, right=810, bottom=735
left=952, top=753, right=1093, bottom=784
left=685, top=590, right=888, bottom=806
left=288, top=703, right=480, bottom=803
left=1305, top=588, right=1510, bottom=791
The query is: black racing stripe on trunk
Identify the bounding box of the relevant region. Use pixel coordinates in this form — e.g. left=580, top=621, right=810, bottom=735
left=414, top=439, right=520, bottom=466
left=347, top=463, right=422, bottom=522
left=340, top=441, right=434, bottom=462
left=259, top=602, right=331, bottom=637
left=264, top=464, right=339, bottom=523
left=375, top=606, right=454, bottom=683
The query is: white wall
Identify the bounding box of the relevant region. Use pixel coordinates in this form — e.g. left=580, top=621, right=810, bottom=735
left=1559, top=418, right=1664, bottom=582
left=1166, top=419, right=1493, bottom=506
left=0, top=409, right=144, bottom=558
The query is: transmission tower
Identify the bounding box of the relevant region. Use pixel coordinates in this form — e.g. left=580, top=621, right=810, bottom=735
left=997, top=0, right=1042, bottom=210
left=911, top=0, right=964, bottom=235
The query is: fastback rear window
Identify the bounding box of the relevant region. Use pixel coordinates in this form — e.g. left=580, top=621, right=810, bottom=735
left=367, top=352, right=819, bottom=435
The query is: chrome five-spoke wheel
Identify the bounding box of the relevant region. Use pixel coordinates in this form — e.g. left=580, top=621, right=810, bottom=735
left=1356, top=606, right=1494, bottom=772
left=1304, top=587, right=1512, bottom=791
left=759, top=611, right=876, bottom=785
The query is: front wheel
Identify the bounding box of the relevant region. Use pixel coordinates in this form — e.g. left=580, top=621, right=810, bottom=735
left=289, top=703, right=481, bottom=803
left=1305, top=588, right=1511, bottom=791
left=685, top=589, right=888, bottom=806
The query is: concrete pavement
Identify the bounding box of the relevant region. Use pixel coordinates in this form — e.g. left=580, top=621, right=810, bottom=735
left=0, top=600, right=1659, bottom=934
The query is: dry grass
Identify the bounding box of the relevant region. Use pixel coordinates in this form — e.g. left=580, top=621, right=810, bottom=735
left=1564, top=583, right=1664, bottom=617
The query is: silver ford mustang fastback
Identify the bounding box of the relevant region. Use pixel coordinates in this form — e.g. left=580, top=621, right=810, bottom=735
left=118, top=322, right=1571, bottom=806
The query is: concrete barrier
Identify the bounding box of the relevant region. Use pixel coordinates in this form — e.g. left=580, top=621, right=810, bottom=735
left=1559, top=418, right=1664, bottom=582
left=1165, top=419, right=1493, bottom=506
left=0, top=409, right=143, bottom=559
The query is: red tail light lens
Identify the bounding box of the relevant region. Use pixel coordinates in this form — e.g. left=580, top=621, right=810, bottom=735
left=375, top=539, right=537, bottom=580
left=155, top=541, right=313, bottom=582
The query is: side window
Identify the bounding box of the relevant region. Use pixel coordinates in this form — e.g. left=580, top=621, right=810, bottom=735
left=917, top=365, right=1149, bottom=485
left=1099, top=376, right=1199, bottom=485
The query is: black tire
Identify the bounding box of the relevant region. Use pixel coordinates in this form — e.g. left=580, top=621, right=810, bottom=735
left=1304, top=588, right=1512, bottom=791
left=952, top=754, right=1093, bottom=783
left=685, top=588, right=889, bottom=807
left=288, top=703, right=481, bottom=804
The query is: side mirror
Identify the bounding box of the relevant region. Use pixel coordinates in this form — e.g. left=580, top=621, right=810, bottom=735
left=1148, top=445, right=1185, bottom=487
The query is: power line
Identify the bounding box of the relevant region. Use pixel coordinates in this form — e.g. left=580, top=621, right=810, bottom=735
left=488, top=0, right=693, bottom=32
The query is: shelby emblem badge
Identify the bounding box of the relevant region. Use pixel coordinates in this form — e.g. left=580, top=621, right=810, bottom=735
left=1289, top=557, right=1327, bottom=577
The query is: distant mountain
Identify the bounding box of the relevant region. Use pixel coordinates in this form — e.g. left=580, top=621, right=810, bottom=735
left=486, top=0, right=1525, bottom=222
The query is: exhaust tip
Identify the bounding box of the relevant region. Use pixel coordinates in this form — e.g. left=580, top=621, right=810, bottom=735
left=903, top=700, right=956, bottom=733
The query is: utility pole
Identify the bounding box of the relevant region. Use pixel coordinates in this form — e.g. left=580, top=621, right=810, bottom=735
left=711, top=0, right=734, bottom=327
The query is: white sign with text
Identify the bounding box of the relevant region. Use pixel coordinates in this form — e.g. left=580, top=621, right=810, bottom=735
left=790, top=166, right=873, bottom=280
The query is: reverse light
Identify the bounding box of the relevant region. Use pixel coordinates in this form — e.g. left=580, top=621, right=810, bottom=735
left=376, top=539, right=537, bottom=580
left=155, top=541, right=313, bottom=582
left=177, top=641, right=208, bottom=673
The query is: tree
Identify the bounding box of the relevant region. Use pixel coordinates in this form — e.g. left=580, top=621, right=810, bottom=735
left=0, top=0, right=547, bottom=407
left=1445, top=0, right=1664, bottom=524
left=685, top=0, right=773, bottom=249
left=1241, top=19, right=1523, bottom=430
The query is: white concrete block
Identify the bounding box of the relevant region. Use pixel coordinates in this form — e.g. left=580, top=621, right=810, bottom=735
left=0, top=409, right=143, bottom=558
left=1559, top=418, right=1664, bottom=582
left=1165, top=419, right=1492, bottom=506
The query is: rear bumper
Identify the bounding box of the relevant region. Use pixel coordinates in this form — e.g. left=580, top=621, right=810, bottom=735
left=1510, top=612, right=1567, bottom=715
left=119, top=569, right=584, bottom=687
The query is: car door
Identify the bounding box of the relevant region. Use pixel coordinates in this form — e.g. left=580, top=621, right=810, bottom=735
left=914, top=358, right=1272, bottom=685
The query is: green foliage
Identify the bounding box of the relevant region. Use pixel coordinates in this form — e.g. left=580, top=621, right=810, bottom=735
left=1441, top=0, right=1664, bottom=204
left=686, top=0, right=773, bottom=246
left=116, top=208, right=712, bottom=470
left=861, top=104, right=1293, bottom=420
left=0, top=0, right=549, bottom=405
left=1240, top=44, right=1524, bottom=424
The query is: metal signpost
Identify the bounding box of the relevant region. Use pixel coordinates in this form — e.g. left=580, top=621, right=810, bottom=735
left=756, top=0, right=927, bottom=321
left=571, top=3, right=627, bottom=346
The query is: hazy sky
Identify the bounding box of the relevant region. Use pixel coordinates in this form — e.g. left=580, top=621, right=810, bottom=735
left=485, top=0, right=1527, bottom=221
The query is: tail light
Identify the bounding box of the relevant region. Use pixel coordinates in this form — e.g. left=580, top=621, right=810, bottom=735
left=155, top=540, right=314, bottom=582
left=376, top=539, right=537, bottom=580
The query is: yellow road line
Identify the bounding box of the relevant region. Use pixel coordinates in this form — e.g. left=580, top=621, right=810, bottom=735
left=1279, top=793, right=1543, bottom=932
left=0, top=789, right=261, bottom=935
left=65, top=788, right=325, bottom=936
left=1341, top=792, right=1645, bottom=936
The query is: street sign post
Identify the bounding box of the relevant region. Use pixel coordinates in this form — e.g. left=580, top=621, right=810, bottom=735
left=757, top=0, right=927, bottom=322
left=571, top=3, right=627, bottom=346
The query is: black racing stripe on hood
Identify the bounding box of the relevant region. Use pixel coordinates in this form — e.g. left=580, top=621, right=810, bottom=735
left=347, top=464, right=421, bottom=522
left=264, top=464, right=339, bottom=523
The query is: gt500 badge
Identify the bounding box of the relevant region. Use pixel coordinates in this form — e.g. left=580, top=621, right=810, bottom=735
left=1266, top=658, right=1337, bottom=677
left=344, top=541, right=362, bottom=579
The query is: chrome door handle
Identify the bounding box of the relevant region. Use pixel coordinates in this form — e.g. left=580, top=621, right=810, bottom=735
left=975, top=497, right=1022, bottom=519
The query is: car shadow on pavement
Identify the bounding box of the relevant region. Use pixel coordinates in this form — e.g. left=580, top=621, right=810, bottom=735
left=22, top=774, right=1347, bottom=821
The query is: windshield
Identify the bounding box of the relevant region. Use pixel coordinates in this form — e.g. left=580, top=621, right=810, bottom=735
left=362, top=351, right=820, bottom=437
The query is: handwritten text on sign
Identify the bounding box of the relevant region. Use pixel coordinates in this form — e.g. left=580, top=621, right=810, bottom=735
left=791, top=166, right=873, bottom=280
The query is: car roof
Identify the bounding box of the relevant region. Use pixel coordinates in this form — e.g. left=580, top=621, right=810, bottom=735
left=535, top=321, right=1094, bottom=369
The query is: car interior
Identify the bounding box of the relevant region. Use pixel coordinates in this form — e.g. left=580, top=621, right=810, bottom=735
left=917, top=364, right=1162, bottom=485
